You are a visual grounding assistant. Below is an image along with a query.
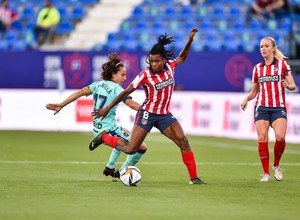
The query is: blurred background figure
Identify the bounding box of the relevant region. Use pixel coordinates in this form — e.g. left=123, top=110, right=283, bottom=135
left=33, top=0, right=60, bottom=47
left=0, top=0, right=19, bottom=35
left=246, top=0, right=290, bottom=24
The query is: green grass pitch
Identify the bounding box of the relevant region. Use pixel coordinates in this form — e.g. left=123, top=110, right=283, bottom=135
left=0, top=131, right=299, bottom=220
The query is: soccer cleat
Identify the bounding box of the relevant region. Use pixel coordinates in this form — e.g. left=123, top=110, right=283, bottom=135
left=89, top=129, right=106, bottom=151
left=103, top=167, right=115, bottom=177
left=112, top=169, right=120, bottom=178
left=189, top=177, right=207, bottom=185
left=260, top=174, right=270, bottom=182
left=272, top=166, right=283, bottom=181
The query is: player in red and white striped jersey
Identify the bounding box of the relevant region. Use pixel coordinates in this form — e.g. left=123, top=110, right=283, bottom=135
left=241, top=37, right=296, bottom=182
left=92, top=27, right=206, bottom=185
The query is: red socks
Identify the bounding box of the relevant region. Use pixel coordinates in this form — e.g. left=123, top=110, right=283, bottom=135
left=258, top=142, right=270, bottom=175
left=182, top=151, right=198, bottom=180
left=102, top=134, right=118, bottom=148
left=274, top=140, right=286, bottom=167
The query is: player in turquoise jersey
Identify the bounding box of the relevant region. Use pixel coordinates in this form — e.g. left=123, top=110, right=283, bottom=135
left=46, top=52, right=147, bottom=179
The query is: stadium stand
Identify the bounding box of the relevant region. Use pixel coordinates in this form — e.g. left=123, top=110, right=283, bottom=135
left=0, top=0, right=298, bottom=58
left=93, top=0, right=295, bottom=57
left=0, top=0, right=100, bottom=50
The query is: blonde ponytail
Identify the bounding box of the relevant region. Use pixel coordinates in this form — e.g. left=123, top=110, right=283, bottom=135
left=274, top=48, right=288, bottom=60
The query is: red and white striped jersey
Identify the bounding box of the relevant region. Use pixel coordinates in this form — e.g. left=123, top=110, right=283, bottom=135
left=252, top=58, right=292, bottom=107
left=131, top=60, right=177, bottom=114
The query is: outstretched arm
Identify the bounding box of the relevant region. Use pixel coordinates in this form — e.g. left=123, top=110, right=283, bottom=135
left=91, top=84, right=136, bottom=118
left=176, top=27, right=198, bottom=66
left=46, top=87, right=91, bottom=115
left=124, top=98, right=140, bottom=111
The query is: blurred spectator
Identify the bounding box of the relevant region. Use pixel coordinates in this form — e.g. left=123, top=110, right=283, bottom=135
left=0, top=0, right=19, bottom=34
left=246, top=0, right=290, bottom=24
left=34, top=0, right=60, bottom=47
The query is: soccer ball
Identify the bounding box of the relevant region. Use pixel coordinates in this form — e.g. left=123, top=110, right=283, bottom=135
left=120, top=166, right=142, bottom=186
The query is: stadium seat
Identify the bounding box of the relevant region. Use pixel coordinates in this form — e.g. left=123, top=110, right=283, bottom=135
left=120, top=19, right=132, bottom=31
left=181, top=6, right=192, bottom=16
left=104, top=40, right=123, bottom=51
left=11, top=40, right=27, bottom=51
left=152, top=20, right=164, bottom=30
left=185, top=19, right=197, bottom=30
left=24, top=19, right=36, bottom=30
left=56, top=20, right=73, bottom=35
left=169, top=20, right=179, bottom=32
left=212, top=5, right=225, bottom=19
left=229, top=5, right=243, bottom=19
left=71, top=6, right=85, bottom=20
left=132, top=5, right=144, bottom=17
left=164, top=5, right=176, bottom=15
left=280, top=18, right=292, bottom=31
left=241, top=40, right=259, bottom=52
left=22, top=29, right=37, bottom=48
left=120, top=32, right=135, bottom=42
left=148, top=5, right=160, bottom=17
left=57, top=7, right=69, bottom=21
left=4, top=30, right=20, bottom=44
left=195, top=5, right=208, bottom=18
left=249, top=20, right=264, bottom=30
left=0, top=40, right=9, bottom=51
left=199, top=19, right=212, bottom=30
left=135, top=20, right=148, bottom=31
left=216, top=20, right=227, bottom=31
left=93, top=0, right=294, bottom=54
left=11, top=20, right=22, bottom=30
left=266, top=19, right=278, bottom=31
left=107, top=33, right=118, bottom=42
left=81, top=0, right=98, bottom=6
left=233, top=20, right=246, bottom=30
left=21, top=7, right=36, bottom=21
left=122, top=40, right=140, bottom=51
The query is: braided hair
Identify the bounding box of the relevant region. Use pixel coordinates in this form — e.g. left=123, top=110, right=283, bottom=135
left=146, top=33, right=176, bottom=64
left=101, top=52, right=124, bottom=80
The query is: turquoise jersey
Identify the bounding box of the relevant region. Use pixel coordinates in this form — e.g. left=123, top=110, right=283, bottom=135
left=89, top=80, right=123, bottom=133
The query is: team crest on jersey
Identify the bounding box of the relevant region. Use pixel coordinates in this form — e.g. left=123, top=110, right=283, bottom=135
left=274, top=67, right=279, bottom=71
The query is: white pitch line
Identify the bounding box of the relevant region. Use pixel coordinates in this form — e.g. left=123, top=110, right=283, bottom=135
left=0, top=160, right=299, bottom=166
left=147, top=136, right=300, bottom=155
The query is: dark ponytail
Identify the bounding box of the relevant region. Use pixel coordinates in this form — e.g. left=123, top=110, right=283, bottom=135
left=101, top=52, right=124, bottom=80
left=146, top=33, right=176, bottom=64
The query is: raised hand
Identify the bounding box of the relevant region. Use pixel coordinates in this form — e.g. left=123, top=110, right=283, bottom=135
left=190, top=27, right=199, bottom=40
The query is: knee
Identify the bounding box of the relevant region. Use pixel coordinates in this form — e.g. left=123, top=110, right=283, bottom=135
left=275, top=136, right=285, bottom=143
left=124, top=148, right=137, bottom=155
left=139, top=142, right=147, bottom=151
left=176, top=135, right=189, bottom=149
left=258, top=134, right=268, bottom=143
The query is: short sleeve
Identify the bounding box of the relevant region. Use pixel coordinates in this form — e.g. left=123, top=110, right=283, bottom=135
left=131, top=72, right=145, bottom=89
left=283, top=60, right=292, bottom=77
left=252, top=65, right=258, bottom=83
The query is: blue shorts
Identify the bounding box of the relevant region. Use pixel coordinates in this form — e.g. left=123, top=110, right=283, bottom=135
left=254, top=106, right=287, bottom=124
left=135, top=108, right=177, bottom=132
